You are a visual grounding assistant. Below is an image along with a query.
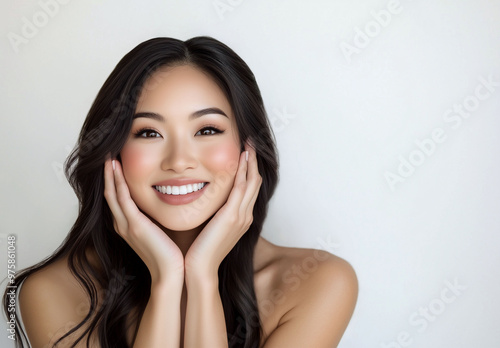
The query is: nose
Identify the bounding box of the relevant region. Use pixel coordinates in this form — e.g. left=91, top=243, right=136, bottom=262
left=160, top=136, right=198, bottom=173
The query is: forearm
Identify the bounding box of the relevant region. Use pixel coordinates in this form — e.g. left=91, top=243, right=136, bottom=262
left=184, top=271, right=228, bottom=348
left=133, top=279, right=183, bottom=348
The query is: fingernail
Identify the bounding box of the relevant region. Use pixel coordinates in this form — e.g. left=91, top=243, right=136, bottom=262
left=112, top=160, right=116, bottom=170
left=245, top=151, right=249, bottom=161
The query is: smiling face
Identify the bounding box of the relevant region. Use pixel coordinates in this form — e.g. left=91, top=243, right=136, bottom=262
left=119, top=64, right=242, bottom=232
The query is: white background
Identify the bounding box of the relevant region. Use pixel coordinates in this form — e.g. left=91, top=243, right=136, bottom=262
left=1, top=0, right=499, bottom=347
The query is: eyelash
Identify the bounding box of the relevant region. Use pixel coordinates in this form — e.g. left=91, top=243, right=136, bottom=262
left=133, top=125, right=224, bottom=138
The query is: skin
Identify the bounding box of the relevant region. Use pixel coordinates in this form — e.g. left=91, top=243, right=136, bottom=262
left=18, top=65, right=358, bottom=348
left=106, top=65, right=262, bottom=346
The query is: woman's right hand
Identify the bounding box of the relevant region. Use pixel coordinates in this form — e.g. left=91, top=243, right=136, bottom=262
left=103, top=156, right=184, bottom=286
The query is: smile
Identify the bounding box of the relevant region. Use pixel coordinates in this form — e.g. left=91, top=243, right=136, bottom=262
left=153, top=183, right=207, bottom=195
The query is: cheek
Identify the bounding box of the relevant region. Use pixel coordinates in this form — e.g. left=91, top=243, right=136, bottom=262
left=202, top=141, right=241, bottom=178
left=120, top=145, right=156, bottom=182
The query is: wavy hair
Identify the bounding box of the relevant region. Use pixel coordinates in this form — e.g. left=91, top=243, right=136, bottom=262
left=3, top=36, right=279, bottom=348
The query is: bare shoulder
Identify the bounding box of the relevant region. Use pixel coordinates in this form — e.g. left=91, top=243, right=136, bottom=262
left=19, top=256, right=98, bottom=347
left=255, top=238, right=358, bottom=348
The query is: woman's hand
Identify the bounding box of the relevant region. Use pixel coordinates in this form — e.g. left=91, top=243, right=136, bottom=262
left=103, top=155, right=185, bottom=285
left=184, top=141, right=262, bottom=279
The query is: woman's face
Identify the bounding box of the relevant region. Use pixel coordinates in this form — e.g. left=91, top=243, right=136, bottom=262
left=119, top=64, right=241, bottom=231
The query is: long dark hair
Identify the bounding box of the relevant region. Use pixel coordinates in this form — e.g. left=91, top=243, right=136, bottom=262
left=3, top=36, right=279, bottom=348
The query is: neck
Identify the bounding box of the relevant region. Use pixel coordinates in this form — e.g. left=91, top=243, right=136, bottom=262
left=142, top=210, right=211, bottom=257
left=160, top=220, right=209, bottom=257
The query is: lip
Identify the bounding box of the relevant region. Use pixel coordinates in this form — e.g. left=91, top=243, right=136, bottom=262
left=153, top=178, right=208, bottom=186
left=152, top=182, right=209, bottom=206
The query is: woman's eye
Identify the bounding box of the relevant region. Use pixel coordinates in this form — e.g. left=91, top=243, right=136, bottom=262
left=196, top=127, right=223, bottom=136
left=134, top=129, right=161, bottom=138
left=133, top=127, right=223, bottom=138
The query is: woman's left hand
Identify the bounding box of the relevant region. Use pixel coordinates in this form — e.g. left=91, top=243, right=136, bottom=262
left=184, top=140, right=262, bottom=280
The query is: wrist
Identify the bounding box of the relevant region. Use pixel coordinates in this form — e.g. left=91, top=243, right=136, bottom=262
left=184, top=266, right=219, bottom=288
left=151, top=273, right=184, bottom=292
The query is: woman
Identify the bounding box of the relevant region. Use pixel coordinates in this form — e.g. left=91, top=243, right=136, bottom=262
left=3, top=36, right=358, bottom=347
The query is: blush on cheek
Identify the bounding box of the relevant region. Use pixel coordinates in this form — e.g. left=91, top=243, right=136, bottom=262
left=120, top=147, right=154, bottom=181
left=204, top=142, right=241, bottom=178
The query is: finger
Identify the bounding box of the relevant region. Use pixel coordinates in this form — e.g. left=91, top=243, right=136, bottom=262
left=224, top=149, right=248, bottom=206
left=240, top=143, right=262, bottom=212
left=112, top=159, right=143, bottom=221
left=246, top=172, right=261, bottom=215
left=244, top=141, right=260, bottom=182
left=103, top=158, right=127, bottom=230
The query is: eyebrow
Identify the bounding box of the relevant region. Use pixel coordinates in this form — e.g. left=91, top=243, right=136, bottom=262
left=133, top=107, right=229, bottom=121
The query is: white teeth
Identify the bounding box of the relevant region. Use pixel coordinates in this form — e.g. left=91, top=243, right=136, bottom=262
left=154, top=183, right=206, bottom=195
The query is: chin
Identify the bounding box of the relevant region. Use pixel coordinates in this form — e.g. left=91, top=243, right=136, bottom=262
left=158, top=217, right=207, bottom=232
left=143, top=206, right=213, bottom=232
